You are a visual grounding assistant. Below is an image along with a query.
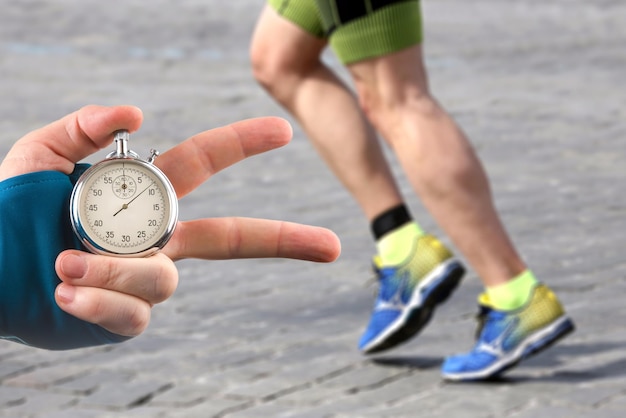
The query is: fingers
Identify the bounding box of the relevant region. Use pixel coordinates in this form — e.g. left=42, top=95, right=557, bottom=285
left=155, top=117, right=292, bottom=198
left=152, top=117, right=341, bottom=262
left=55, top=284, right=152, bottom=337
left=54, top=251, right=178, bottom=336
left=164, top=217, right=341, bottom=262
left=0, top=105, right=143, bottom=181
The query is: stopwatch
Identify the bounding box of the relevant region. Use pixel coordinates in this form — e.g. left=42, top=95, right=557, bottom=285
left=70, top=130, right=178, bottom=257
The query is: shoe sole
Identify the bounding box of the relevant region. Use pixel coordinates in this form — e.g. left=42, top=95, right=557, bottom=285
left=442, top=315, right=575, bottom=381
left=362, top=259, right=465, bottom=354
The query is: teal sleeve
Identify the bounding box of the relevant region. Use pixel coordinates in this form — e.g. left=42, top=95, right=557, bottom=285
left=0, top=166, right=131, bottom=350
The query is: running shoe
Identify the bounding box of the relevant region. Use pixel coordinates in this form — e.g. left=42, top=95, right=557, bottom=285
left=441, top=284, right=575, bottom=381
left=358, top=235, right=465, bottom=354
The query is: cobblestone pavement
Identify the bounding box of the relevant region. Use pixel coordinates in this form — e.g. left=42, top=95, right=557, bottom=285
left=1, top=1, right=625, bottom=417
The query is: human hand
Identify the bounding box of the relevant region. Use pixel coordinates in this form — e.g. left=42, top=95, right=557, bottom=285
left=0, top=105, right=340, bottom=345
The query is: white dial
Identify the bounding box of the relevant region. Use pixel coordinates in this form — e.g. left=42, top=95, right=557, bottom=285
left=71, top=158, right=178, bottom=257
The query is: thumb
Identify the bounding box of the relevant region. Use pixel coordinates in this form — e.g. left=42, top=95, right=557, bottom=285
left=0, top=105, right=144, bottom=181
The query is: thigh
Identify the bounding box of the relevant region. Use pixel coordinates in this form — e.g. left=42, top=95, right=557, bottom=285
left=348, top=44, right=430, bottom=100
left=252, top=3, right=328, bottom=73
left=316, top=0, right=424, bottom=65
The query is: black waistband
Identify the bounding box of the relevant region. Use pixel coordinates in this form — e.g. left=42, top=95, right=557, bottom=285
left=327, top=0, right=417, bottom=35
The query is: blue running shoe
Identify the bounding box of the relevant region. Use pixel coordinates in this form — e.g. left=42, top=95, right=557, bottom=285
left=359, top=235, right=465, bottom=354
left=442, top=284, right=575, bottom=381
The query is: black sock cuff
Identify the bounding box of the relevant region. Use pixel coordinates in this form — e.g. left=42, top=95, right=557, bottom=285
left=371, top=204, right=412, bottom=240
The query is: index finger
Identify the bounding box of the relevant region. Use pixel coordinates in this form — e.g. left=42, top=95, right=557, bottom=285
left=155, top=117, right=292, bottom=198
left=164, top=217, right=341, bottom=262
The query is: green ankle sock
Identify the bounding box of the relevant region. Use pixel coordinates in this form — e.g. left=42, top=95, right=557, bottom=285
left=486, top=270, right=539, bottom=311
left=376, top=222, right=424, bottom=266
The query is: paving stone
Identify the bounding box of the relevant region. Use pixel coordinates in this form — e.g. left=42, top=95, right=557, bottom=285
left=0, top=387, right=78, bottom=416
left=166, top=398, right=251, bottom=418
left=3, top=364, right=90, bottom=389
left=78, top=378, right=173, bottom=410
left=0, top=361, right=34, bottom=381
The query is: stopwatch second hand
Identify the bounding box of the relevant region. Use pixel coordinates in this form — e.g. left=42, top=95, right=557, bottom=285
left=113, top=183, right=152, bottom=217
left=113, top=203, right=129, bottom=217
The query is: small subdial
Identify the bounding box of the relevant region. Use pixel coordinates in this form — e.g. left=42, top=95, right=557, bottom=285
left=112, top=175, right=137, bottom=199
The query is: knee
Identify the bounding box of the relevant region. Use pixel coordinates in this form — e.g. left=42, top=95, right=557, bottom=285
left=358, top=84, right=441, bottom=145
left=249, top=43, right=309, bottom=103
left=249, top=42, right=281, bottom=93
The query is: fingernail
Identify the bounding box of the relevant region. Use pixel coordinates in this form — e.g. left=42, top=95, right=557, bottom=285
left=56, top=284, right=76, bottom=303
left=62, top=254, right=87, bottom=279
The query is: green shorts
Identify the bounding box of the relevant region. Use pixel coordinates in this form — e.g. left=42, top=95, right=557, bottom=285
left=268, top=0, right=423, bottom=64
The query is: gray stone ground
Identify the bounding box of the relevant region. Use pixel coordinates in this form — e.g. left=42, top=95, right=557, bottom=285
left=1, top=0, right=625, bottom=417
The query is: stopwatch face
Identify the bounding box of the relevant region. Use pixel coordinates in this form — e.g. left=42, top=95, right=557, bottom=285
left=70, top=158, right=178, bottom=257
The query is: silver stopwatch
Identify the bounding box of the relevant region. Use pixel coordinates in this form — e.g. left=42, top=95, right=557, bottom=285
left=70, top=130, right=178, bottom=257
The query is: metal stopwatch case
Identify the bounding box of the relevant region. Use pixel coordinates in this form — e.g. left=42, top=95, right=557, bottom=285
left=70, top=130, right=178, bottom=257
